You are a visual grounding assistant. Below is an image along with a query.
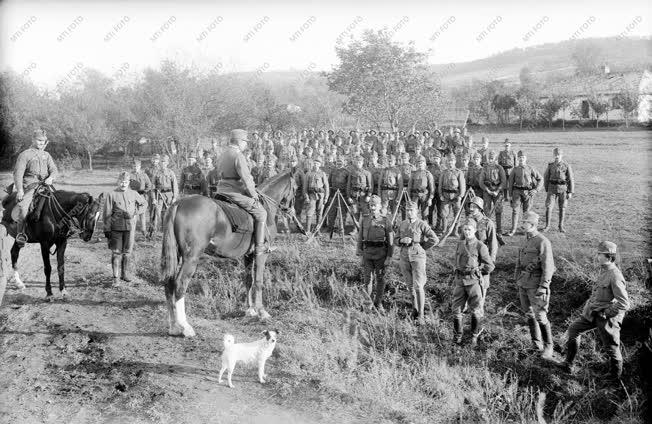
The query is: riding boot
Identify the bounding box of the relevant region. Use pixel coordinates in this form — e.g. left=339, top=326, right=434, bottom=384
left=15, top=218, right=28, bottom=247
left=453, top=315, right=463, bottom=345
left=558, top=337, right=578, bottom=374
left=470, top=314, right=482, bottom=347
left=540, top=322, right=554, bottom=359
left=504, top=211, right=518, bottom=236
left=527, top=317, right=543, bottom=351
left=558, top=206, right=566, bottom=233
left=495, top=212, right=503, bottom=234
left=121, top=254, right=132, bottom=282
left=606, top=358, right=623, bottom=380
left=111, top=253, right=121, bottom=286
left=254, top=220, right=270, bottom=255
left=542, top=208, right=552, bottom=232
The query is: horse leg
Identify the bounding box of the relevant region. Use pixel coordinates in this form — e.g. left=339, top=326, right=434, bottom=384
left=10, top=243, right=25, bottom=290
left=243, top=254, right=257, bottom=317
left=169, top=253, right=200, bottom=337
left=40, top=243, right=53, bottom=300
left=56, top=240, right=68, bottom=299
left=253, top=253, right=271, bottom=321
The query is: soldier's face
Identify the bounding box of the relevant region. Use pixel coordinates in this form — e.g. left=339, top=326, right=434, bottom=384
left=162, top=160, right=169, bottom=168
left=596, top=253, right=609, bottom=265
left=189, top=158, right=196, bottom=166
left=433, top=157, right=441, bottom=165
left=554, top=153, right=562, bottom=162
left=448, top=158, right=456, bottom=168
left=35, top=137, right=47, bottom=150
left=118, top=178, right=130, bottom=190
left=153, top=160, right=160, bottom=167
left=518, top=156, right=527, bottom=166
left=488, top=156, right=496, bottom=164
left=521, top=221, right=536, bottom=233
left=406, top=207, right=418, bottom=220
left=469, top=204, right=481, bottom=215
left=369, top=202, right=381, bottom=215
left=134, top=163, right=141, bottom=171
left=417, top=162, right=425, bottom=170
left=205, top=159, right=213, bottom=168
left=355, top=160, right=363, bottom=168
left=312, top=162, right=321, bottom=171
left=462, top=225, right=475, bottom=239
left=504, top=144, right=511, bottom=150
left=473, top=157, right=481, bottom=166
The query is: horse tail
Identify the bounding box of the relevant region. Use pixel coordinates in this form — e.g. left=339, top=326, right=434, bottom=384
left=160, top=202, right=179, bottom=283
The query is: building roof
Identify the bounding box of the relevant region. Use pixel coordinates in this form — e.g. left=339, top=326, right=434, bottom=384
left=539, top=71, right=649, bottom=99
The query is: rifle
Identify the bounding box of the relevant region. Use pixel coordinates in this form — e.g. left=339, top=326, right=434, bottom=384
left=436, top=189, right=471, bottom=247
left=390, top=187, right=408, bottom=226
left=468, top=188, right=505, bottom=247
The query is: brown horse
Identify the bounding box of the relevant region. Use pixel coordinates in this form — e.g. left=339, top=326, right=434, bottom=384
left=1, top=185, right=104, bottom=299
left=160, top=170, right=297, bottom=337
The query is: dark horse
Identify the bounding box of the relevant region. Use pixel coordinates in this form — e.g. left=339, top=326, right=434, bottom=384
left=1, top=185, right=104, bottom=299
left=160, top=170, right=297, bottom=337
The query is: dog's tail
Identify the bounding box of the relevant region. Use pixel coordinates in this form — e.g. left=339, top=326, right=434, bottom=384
left=223, top=334, right=235, bottom=347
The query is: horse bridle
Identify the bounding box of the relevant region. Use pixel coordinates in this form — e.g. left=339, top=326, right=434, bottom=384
left=38, top=186, right=97, bottom=238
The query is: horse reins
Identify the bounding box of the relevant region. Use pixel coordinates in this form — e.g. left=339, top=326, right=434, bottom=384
left=37, top=186, right=92, bottom=239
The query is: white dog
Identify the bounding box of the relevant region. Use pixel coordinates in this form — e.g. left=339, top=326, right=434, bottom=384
left=218, top=330, right=278, bottom=388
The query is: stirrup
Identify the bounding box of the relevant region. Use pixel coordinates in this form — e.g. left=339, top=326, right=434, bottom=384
left=15, top=232, right=28, bottom=246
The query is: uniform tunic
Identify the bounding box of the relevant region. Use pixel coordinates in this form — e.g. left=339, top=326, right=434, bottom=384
left=180, top=164, right=204, bottom=194
left=395, top=218, right=439, bottom=289
left=357, top=212, right=394, bottom=305
left=347, top=167, right=373, bottom=218
left=103, top=188, right=146, bottom=253
left=303, top=169, right=329, bottom=219
left=466, top=163, right=484, bottom=194
left=438, top=168, right=466, bottom=229
left=508, top=164, right=543, bottom=212
left=451, top=238, right=494, bottom=317
left=12, top=148, right=58, bottom=221
left=544, top=160, right=575, bottom=210
left=515, top=231, right=555, bottom=323
left=479, top=163, right=506, bottom=215
left=408, top=169, right=435, bottom=218
left=215, top=145, right=265, bottom=219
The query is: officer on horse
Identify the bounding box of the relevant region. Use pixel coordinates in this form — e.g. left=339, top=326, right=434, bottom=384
left=11, top=129, right=58, bottom=247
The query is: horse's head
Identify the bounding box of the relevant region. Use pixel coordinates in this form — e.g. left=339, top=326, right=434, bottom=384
left=259, top=170, right=298, bottom=215
left=79, top=193, right=103, bottom=242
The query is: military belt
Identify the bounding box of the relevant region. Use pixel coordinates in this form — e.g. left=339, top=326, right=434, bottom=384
left=501, top=164, right=513, bottom=169
left=513, top=186, right=530, bottom=190
left=443, top=188, right=458, bottom=193
left=160, top=189, right=172, bottom=193
left=137, top=190, right=147, bottom=195
left=308, top=188, right=325, bottom=194
left=364, top=241, right=386, bottom=248
left=455, top=269, right=478, bottom=276
left=399, top=242, right=414, bottom=247
left=222, top=177, right=239, bottom=180
left=550, top=180, right=566, bottom=185
left=381, top=185, right=397, bottom=190
left=411, top=188, right=428, bottom=194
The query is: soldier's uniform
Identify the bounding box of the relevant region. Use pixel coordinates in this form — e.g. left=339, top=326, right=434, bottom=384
left=291, top=163, right=305, bottom=223
left=405, top=135, right=419, bottom=156
left=478, top=157, right=506, bottom=233
left=465, top=155, right=484, bottom=196
left=515, top=212, right=555, bottom=357
left=427, top=157, right=443, bottom=230
left=497, top=142, right=517, bottom=198
left=303, top=162, right=329, bottom=232
left=377, top=160, right=403, bottom=217
left=560, top=241, right=629, bottom=379
left=150, top=158, right=178, bottom=233
left=452, top=218, right=495, bottom=345
left=357, top=196, right=394, bottom=307
left=10, top=130, right=58, bottom=245
left=543, top=148, right=574, bottom=233
left=103, top=172, right=146, bottom=285
left=368, top=162, right=383, bottom=195
left=408, top=156, right=435, bottom=220
left=327, top=162, right=349, bottom=232
left=395, top=202, right=439, bottom=322
left=346, top=158, right=373, bottom=221
left=205, top=167, right=220, bottom=197
left=180, top=159, right=204, bottom=195
left=129, top=168, right=151, bottom=235
left=259, top=163, right=278, bottom=185
left=506, top=152, right=543, bottom=236
left=438, top=156, right=466, bottom=235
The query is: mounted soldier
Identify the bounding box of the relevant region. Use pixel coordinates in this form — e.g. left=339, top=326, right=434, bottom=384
left=215, top=129, right=272, bottom=254
left=10, top=129, right=58, bottom=247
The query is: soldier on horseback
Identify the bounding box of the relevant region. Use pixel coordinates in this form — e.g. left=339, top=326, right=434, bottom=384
left=11, top=129, right=58, bottom=247
left=215, top=129, right=272, bottom=254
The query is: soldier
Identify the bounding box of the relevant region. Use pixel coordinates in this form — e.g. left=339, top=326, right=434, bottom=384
left=129, top=159, right=152, bottom=237
left=455, top=150, right=470, bottom=173
left=438, top=154, right=466, bottom=236
left=395, top=201, right=439, bottom=324
left=180, top=154, right=204, bottom=195
left=103, top=171, right=146, bottom=286
left=505, top=151, right=544, bottom=237
left=204, top=157, right=220, bottom=197
left=303, top=158, right=329, bottom=233
left=452, top=218, right=495, bottom=346
left=357, top=195, right=394, bottom=308
left=477, top=137, right=490, bottom=166
left=326, top=157, right=349, bottom=232
left=515, top=212, right=555, bottom=359
left=479, top=151, right=506, bottom=234
left=10, top=129, right=58, bottom=246
left=408, top=155, right=435, bottom=220
left=145, top=153, right=160, bottom=182
left=558, top=241, right=629, bottom=379
left=497, top=139, right=517, bottom=199
left=542, top=147, right=574, bottom=233
left=251, top=155, right=265, bottom=185
left=346, top=156, right=373, bottom=224
left=405, top=134, right=419, bottom=156
left=151, top=155, right=179, bottom=234
left=287, top=156, right=305, bottom=227
left=427, top=150, right=443, bottom=231
left=466, top=153, right=484, bottom=198
left=378, top=155, right=403, bottom=217
left=259, top=157, right=278, bottom=185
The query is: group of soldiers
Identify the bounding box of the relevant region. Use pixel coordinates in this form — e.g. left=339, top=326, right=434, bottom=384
left=6, top=127, right=630, bottom=382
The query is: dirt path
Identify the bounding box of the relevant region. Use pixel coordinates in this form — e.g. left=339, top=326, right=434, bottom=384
left=0, top=237, right=368, bottom=424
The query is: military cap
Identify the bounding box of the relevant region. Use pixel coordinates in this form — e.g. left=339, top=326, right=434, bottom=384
left=473, top=152, right=481, bottom=159
left=230, top=129, right=248, bottom=144
left=415, top=155, right=426, bottom=164
left=469, top=197, right=484, bottom=211
left=252, top=130, right=259, bottom=135
left=33, top=129, right=47, bottom=141
left=461, top=217, right=477, bottom=229
left=454, top=128, right=461, bottom=133
left=117, top=171, right=131, bottom=182
left=487, top=150, right=497, bottom=159
left=369, top=194, right=381, bottom=206
left=517, top=150, right=525, bottom=158
left=408, top=134, right=417, bottom=139
left=369, top=129, right=376, bottom=135
left=597, top=241, right=617, bottom=254
left=522, top=211, right=539, bottom=225
left=553, top=147, right=563, bottom=155
left=134, top=159, right=142, bottom=166
left=405, top=201, right=419, bottom=210
left=434, top=129, right=443, bottom=135
left=503, top=138, right=511, bottom=145
left=423, top=130, right=430, bottom=136
left=161, top=154, right=170, bottom=162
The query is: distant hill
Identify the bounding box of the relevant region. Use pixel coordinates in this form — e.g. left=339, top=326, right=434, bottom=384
left=431, top=36, right=651, bottom=88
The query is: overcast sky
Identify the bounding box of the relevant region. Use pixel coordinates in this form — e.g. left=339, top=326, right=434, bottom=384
left=1, top=0, right=650, bottom=89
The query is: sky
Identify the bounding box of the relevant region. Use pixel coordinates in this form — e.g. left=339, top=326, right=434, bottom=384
left=0, top=0, right=650, bottom=90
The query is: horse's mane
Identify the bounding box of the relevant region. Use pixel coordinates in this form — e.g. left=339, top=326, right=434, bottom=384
left=258, top=170, right=292, bottom=192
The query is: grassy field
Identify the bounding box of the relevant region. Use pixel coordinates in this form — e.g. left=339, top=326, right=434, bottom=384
left=1, top=129, right=650, bottom=423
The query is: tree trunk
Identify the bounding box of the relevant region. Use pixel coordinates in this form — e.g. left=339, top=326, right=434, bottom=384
left=87, top=150, right=93, bottom=171
left=519, top=116, right=523, bottom=131
left=625, top=113, right=629, bottom=128
left=595, top=117, right=599, bottom=128
left=0, top=225, right=9, bottom=306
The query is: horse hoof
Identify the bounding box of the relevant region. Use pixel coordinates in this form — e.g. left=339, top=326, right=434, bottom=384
left=169, top=324, right=196, bottom=338
left=258, top=310, right=271, bottom=321
left=183, top=326, right=196, bottom=337
left=246, top=308, right=259, bottom=317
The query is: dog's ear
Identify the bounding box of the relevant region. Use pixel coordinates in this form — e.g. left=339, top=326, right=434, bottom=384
left=263, top=330, right=270, bottom=340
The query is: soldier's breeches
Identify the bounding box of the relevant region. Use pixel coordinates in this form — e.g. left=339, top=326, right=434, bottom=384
left=223, top=193, right=267, bottom=222
left=304, top=193, right=325, bottom=218
left=294, top=194, right=305, bottom=219
left=363, top=257, right=387, bottom=304
left=451, top=281, right=484, bottom=318
left=519, top=286, right=549, bottom=324
left=109, top=230, right=133, bottom=254
left=440, top=198, right=461, bottom=225
left=511, top=189, right=531, bottom=212
left=482, top=192, right=503, bottom=215
left=567, top=316, right=622, bottom=361
left=399, top=257, right=426, bottom=289
left=11, top=189, right=35, bottom=222
left=545, top=193, right=566, bottom=210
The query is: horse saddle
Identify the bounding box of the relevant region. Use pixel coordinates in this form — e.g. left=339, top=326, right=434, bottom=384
left=212, top=194, right=253, bottom=234
left=1, top=184, right=49, bottom=224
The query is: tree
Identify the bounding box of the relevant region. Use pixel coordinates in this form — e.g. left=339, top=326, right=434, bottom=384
left=327, top=29, right=440, bottom=131
left=513, top=88, right=540, bottom=130
left=541, top=95, right=564, bottom=128
left=492, top=93, right=516, bottom=125
left=587, top=92, right=611, bottom=128
left=613, top=86, right=639, bottom=127
left=571, top=42, right=605, bottom=76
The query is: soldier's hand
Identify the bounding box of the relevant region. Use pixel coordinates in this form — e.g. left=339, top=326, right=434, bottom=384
left=566, top=193, right=573, bottom=200
left=400, top=237, right=412, bottom=244
left=44, top=177, right=54, bottom=185
left=439, top=195, right=444, bottom=201
left=535, top=286, right=548, bottom=298
left=16, top=190, right=24, bottom=201
left=426, top=199, right=432, bottom=207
